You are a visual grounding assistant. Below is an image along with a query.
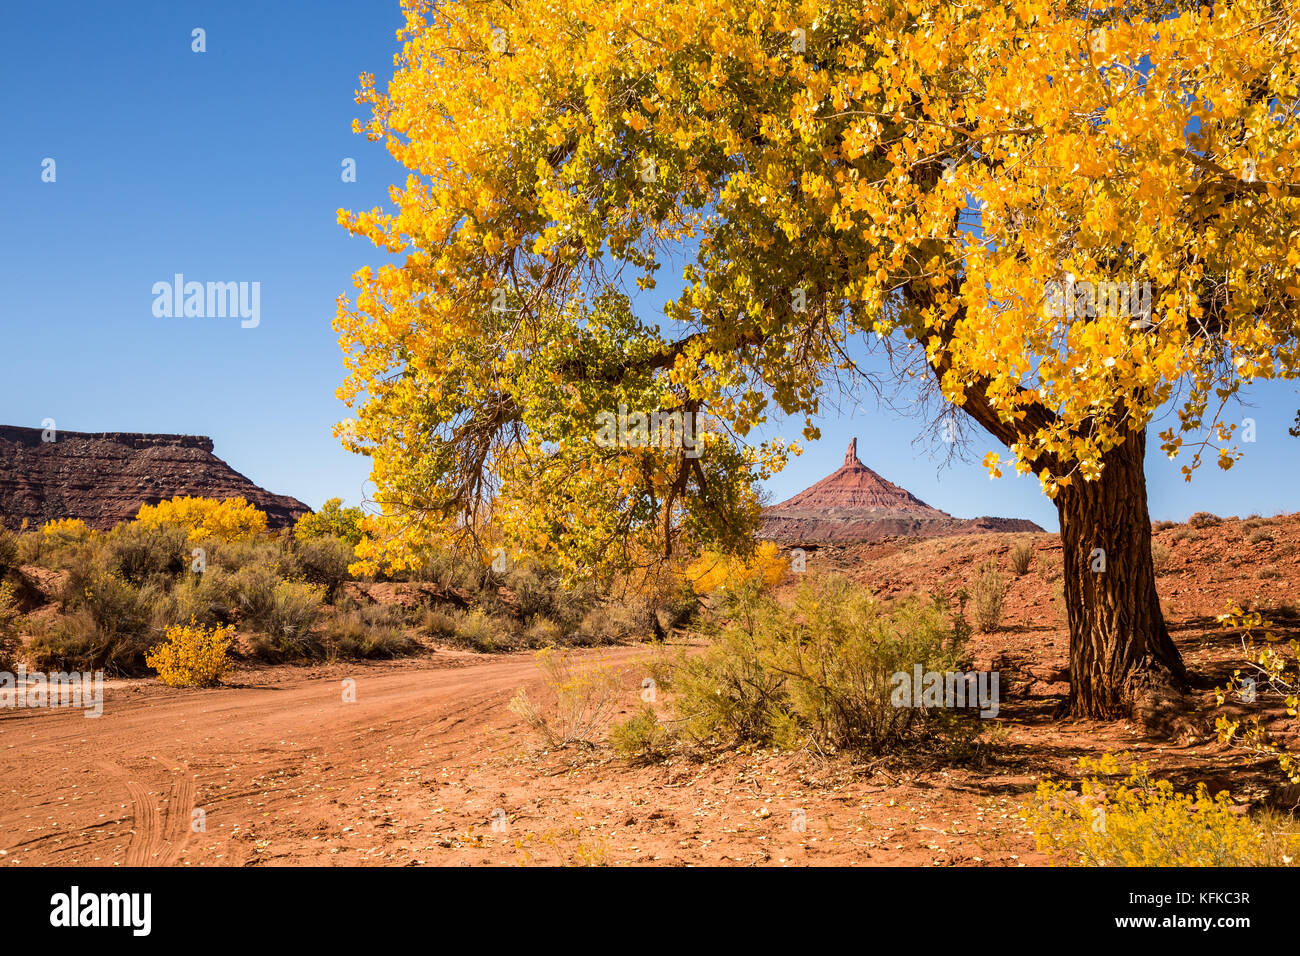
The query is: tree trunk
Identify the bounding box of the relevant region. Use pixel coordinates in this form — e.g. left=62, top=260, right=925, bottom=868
left=1055, top=430, right=1186, bottom=719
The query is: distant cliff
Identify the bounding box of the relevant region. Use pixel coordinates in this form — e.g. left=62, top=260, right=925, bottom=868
left=0, top=425, right=311, bottom=530
left=760, top=438, right=1045, bottom=543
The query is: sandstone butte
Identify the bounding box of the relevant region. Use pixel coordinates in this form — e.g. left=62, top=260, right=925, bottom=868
left=0, top=425, right=311, bottom=531
left=760, top=438, right=1044, bottom=544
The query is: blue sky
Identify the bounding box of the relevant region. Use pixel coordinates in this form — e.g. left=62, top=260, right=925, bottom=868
left=3, top=1, right=1297, bottom=533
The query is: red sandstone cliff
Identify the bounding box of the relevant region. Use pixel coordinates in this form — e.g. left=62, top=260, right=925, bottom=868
left=0, top=425, right=311, bottom=531
left=760, top=438, right=1044, bottom=543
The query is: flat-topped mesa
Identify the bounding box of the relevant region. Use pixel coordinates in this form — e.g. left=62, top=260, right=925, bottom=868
left=0, top=425, right=311, bottom=531
left=761, top=437, right=1044, bottom=543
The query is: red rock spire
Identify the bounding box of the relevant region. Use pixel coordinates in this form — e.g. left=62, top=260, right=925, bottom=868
left=845, top=437, right=859, bottom=466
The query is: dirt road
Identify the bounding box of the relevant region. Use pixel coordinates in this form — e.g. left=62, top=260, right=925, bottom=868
left=0, top=648, right=655, bottom=866
left=0, top=644, right=1044, bottom=867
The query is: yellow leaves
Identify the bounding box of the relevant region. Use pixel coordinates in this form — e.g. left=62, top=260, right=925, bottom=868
left=42, top=518, right=92, bottom=542
left=146, top=619, right=237, bottom=688
left=685, top=541, right=786, bottom=595
left=334, top=0, right=1300, bottom=574
left=135, top=496, right=268, bottom=544
left=981, top=451, right=1002, bottom=479
left=1022, top=752, right=1282, bottom=866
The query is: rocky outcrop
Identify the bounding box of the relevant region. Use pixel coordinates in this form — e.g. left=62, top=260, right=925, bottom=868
left=0, top=425, right=311, bottom=531
left=760, top=438, right=1044, bottom=543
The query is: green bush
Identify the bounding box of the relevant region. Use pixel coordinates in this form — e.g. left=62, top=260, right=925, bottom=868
left=26, top=605, right=157, bottom=675
left=421, top=606, right=460, bottom=640
left=454, top=607, right=508, bottom=652
left=321, top=606, right=415, bottom=660
left=0, top=530, right=19, bottom=578
left=155, top=569, right=236, bottom=629
left=211, top=538, right=300, bottom=580
left=228, top=563, right=280, bottom=626
left=106, top=522, right=188, bottom=586
left=610, top=705, right=671, bottom=763
left=294, top=498, right=365, bottom=547
left=669, top=576, right=970, bottom=756
left=248, top=581, right=325, bottom=660
left=295, top=535, right=354, bottom=599
left=0, top=582, right=24, bottom=670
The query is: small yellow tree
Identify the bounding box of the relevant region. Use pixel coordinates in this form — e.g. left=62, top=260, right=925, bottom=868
left=135, top=496, right=268, bottom=543
left=146, top=619, right=237, bottom=687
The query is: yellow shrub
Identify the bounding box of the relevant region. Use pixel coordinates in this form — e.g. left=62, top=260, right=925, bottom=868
left=1214, top=605, right=1300, bottom=784
left=135, top=496, right=268, bottom=543
left=146, top=619, right=236, bottom=687
left=1021, top=753, right=1294, bottom=867
left=42, top=518, right=92, bottom=543
left=684, top=540, right=787, bottom=595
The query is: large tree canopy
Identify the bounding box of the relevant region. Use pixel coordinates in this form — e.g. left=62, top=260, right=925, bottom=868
left=338, top=0, right=1300, bottom=714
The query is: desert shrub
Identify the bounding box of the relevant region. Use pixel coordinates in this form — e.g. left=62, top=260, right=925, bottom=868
left=145, top=619, right=236, bottom=687
left=1248, top=528, right=1274, bottom=545
left=1150, top=541, right=1171, bottom=574
left=155, top=569, right=236, bottom=629
left=295, top=535, right=354, bottom=599
left=1171, top=527, right=1195, bottom=543
left=14, top=531, right=43, bottom=567
left=1188, top=511, right=1222, bottom=529
left=0, top=528, right=21, bottom=577
left=320, top=606, right=415, bottom=660
left=1151, top=520, right=1176, bottom=533
left=502, top=562, right=560, bottom=620
left=508, top=647, right=623, bottom=748
left=61, top=563, right=154, bottom=642
left=454, top=607, right=508, bottom=652
left=42, top=518, right=92, bottom=546
left=294, top=497, right=365, bottom=547
left=523, top=617, right=563, bottom=647
left=26, top=610, right=102, bottom=672
left=248, top=581, right=325, bottom=659
left=0, top=582, right=24, bottom=670
left=1259, top=567, right=1282, bottom=580
left=409, top=547, right=483, bottom=591
left=210, top=537, right=299, bottom=579
left=610, top=706, right=671, bottom=763
left=972, top=558, right=1008, bottom=632
left=421, top=607, right=460, bottom=640
left=1022, top=753, right=1294, bottom=866
left=572, top=601, right=648, bottom=646
left=26, top=604, right=157, bottom=675
left=1008, top=541, right=1033, bottom=576
left=30, top=520, right=95, bottom=567
left=671, top=576, right=969, bottom=755
left=134, top=495, right=268, bottom=543
left=106, top=522, right=188, bottom=586
left=227, top=563, right=280, bottom=624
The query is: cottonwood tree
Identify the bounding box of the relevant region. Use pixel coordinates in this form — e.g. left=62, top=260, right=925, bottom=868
left=337, top=0, right=1300, bottom=719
